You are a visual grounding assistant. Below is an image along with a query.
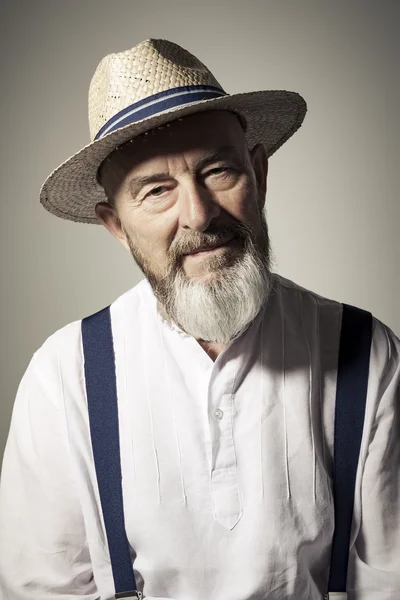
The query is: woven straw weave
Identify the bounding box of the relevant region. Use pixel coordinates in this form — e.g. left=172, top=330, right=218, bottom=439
left=89, top=39, right=223, bottom=140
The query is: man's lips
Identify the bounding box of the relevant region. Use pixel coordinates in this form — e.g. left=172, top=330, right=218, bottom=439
left=183, top=236, right=236, bottom=256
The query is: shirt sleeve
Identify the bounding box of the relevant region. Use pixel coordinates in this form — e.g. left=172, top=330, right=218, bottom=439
left=347, top=318, right=400, bottom=598
left=0, top=350, right=99, bottom=599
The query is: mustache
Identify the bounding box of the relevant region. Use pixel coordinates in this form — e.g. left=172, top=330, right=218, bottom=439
left=169, top=221, right=254, bottom=259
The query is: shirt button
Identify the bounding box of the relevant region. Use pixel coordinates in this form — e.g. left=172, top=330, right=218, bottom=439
left=213, top=408, right=224, bottom=420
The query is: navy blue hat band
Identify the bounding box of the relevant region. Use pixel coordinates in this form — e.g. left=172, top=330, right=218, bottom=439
left=94, top=84, right=227, bottom=141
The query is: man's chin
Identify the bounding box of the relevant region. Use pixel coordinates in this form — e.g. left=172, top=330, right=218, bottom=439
left=180, top=237, right=243, bottom=278
left=182, top=266, right=225, bottom=283
left=182, top=256, right=242, bottom=282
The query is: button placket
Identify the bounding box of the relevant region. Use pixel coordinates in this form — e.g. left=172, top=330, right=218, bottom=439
left=213, top=408, right=223, bottom=420
left=210, top=392, right=242, bottom=529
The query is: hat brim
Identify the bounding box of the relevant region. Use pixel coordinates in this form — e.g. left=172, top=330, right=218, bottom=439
left=39, top=90, right=306, bottom=224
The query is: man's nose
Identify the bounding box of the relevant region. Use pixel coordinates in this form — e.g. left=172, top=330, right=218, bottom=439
left=178, top=179, right=221, bottom=232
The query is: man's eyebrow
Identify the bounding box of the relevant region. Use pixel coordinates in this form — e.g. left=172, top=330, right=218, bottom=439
left=128, top=145, right=242, bottom=198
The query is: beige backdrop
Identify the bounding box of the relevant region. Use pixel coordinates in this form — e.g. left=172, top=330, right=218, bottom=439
left=1, top=0, right=399, bottom=459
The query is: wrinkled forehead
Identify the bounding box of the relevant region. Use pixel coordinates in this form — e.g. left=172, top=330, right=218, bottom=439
left=101, top=110, right=248, bottom=175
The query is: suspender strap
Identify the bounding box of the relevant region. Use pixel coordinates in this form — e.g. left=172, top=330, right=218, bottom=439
left=82, top=306, right=140, bottom=600
left=327, top=303, right=373, bottom=596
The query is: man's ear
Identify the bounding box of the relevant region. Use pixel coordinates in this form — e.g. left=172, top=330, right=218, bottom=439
left=250, top=143, right=268, bottom=211
left=95, top=202, right=130, bottom=251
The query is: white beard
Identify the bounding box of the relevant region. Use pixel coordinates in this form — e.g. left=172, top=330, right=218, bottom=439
left=165, top=245, right=274, bottom=344
left=124, top=209, right=274, bottom=344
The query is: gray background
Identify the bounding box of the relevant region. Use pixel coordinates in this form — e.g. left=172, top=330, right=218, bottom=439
left=1, top=0, right=399, bottom=459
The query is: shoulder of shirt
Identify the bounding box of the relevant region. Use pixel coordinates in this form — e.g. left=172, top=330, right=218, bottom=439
left=273, top=272, right=342, bottom=306
left=30, top=277, right=152, bottom=376
left=273, top=272, right=400, bottom=356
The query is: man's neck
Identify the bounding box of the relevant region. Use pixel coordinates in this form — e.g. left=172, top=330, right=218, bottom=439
left=196, top=340, right=228, bottom=361
left=156, top=301, right=228, bottom=361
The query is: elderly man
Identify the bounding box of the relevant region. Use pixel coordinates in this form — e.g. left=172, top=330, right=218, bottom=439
left=0, top=39, right=399, bottom=600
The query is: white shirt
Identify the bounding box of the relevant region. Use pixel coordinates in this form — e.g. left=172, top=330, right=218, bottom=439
left=0, top=272, right=399, bottom=600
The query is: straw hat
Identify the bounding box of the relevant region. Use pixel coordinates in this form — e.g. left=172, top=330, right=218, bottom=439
left=39, top=38, right=307, bottom=225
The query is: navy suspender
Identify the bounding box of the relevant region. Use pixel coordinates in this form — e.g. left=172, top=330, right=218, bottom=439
left=326, top=304, right=373, bottom=597
left=81, top=302, right=373, bottom=599
left=81, top=307, right=140, bottom=600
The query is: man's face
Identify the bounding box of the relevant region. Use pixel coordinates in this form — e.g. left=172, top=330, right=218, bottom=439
left=96, top=110, right=276, bottom=343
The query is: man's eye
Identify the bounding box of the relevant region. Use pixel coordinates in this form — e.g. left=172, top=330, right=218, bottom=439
left=207, top=167, right=232, bottom=176
left=149, top=186, right=167, bottom=197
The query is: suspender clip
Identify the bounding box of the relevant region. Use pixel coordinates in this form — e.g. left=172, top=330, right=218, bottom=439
left=115, top=591, right=143, bottom=599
